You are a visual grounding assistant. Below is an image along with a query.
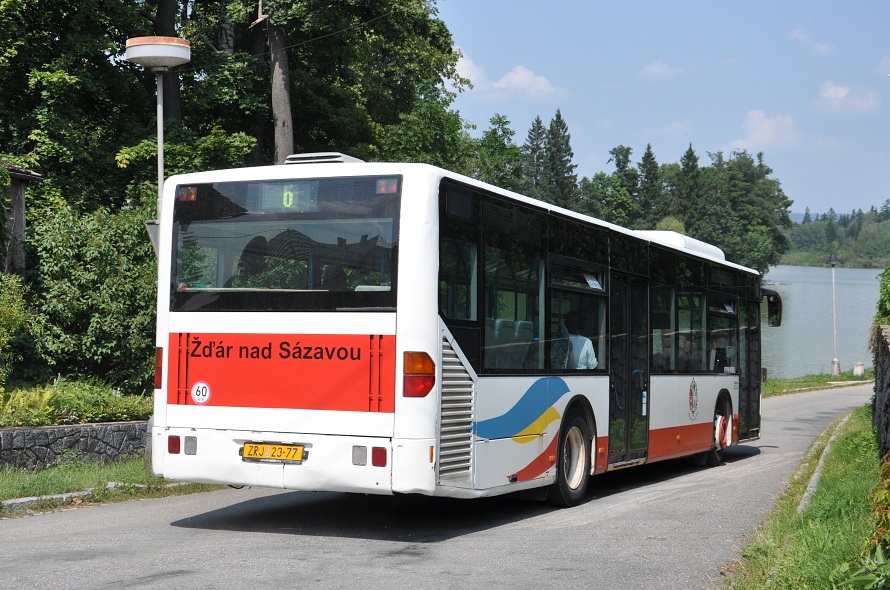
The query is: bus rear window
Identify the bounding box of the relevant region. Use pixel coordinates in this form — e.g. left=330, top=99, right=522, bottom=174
left=170, top=176, right=400, bottom=312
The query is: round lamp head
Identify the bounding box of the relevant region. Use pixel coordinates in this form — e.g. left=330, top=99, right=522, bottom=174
left=125, top=36, right=190, bottom=71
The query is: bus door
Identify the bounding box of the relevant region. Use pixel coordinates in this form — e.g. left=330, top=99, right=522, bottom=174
left=608, top=273, right=650, bottom=465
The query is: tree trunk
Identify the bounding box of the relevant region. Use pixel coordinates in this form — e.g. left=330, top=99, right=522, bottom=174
left=269, top=21, right=293, bottom=164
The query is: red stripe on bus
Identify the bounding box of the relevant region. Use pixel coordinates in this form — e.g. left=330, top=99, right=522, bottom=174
left=647, top=422, right=713, bottom=462
left=516, top=434, right=559, bottom=482
left=168, top=333, right=396, bottom=412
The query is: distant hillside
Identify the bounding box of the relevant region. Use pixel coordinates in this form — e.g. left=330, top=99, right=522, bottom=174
left=779, top=207, right=890, bottom=268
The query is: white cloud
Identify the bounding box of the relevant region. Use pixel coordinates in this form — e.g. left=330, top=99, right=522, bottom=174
left=790, top=27, right=834, bottom=55
left=639, top=59, right=684, bottom=81
left=816, top=81, right=880, bottom=113
left=729, top=110, right=802, bottom=151
left=493, top=65, right=559, bottom=96
left=453, top=47, right=563, bottom=101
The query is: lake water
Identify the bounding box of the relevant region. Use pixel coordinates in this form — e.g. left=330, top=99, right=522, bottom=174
left=761, top=265, right=883, bottom=378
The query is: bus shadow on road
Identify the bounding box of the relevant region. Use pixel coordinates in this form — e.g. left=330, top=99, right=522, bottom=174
left=586, top=443, right=762, bottom=500
left=170, top=443, right=762, bottom=541
left=170, top=490, right=555, bottom=542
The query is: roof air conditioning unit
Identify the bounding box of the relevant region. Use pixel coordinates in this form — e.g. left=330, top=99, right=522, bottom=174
left=284, top=152, right=364, bottom=165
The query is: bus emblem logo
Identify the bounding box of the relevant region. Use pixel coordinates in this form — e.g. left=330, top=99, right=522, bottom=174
left=688, top=379, right=699, bottom=420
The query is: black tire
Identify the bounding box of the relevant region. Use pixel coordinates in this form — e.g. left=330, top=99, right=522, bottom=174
left=545, top=414, right=591, bottom=507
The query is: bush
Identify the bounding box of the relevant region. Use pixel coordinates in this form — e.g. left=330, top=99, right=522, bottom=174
left=0, top=273, right=28, bottom=390
left=878, top=267, right=890, bottom=325
left=0, top=378, right=152, bottom=427
left=25, top=199, right=157, bottom=394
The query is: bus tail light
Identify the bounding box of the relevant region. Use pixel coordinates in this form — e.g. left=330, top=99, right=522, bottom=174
left=371, top=447, right=387, bottom=467
left=154, top=347, right=163, bottom=389
left=168, top=435, right=181, bottom=454
left=403, top=351, right=435, bottom=397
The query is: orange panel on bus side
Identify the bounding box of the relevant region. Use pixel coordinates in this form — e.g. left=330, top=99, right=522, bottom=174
left=167, top=333, right=396, bottom=412
left=647, top=422, right=713, bottom=462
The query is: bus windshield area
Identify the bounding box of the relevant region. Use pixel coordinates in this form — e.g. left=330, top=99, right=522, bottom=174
left=170, top=175, right=400, bottom=312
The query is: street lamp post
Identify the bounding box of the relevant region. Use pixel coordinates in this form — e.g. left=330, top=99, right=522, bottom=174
left=124, top=36, right=190, bottom=251
left=826, top=252, right=840, bottom=376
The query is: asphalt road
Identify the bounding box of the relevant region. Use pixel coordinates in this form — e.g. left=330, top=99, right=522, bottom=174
left=0, top=385, right=872, bottom=590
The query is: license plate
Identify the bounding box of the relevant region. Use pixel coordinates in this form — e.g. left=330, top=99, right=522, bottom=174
left=241, top=443, right=305, bottom=463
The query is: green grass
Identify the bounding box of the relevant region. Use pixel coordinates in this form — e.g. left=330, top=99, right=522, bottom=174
left=0, top=456, right=219, bottom=516
left=724, top=404, right=880, bottom=588
left=762, top=368, right=875, bottom=398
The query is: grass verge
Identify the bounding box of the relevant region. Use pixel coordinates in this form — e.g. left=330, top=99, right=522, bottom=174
left=0, top=456, right=219, bottom=517
left=762, top=368, right=875, bottom=398
left=723, top=404, right=879, bottom=588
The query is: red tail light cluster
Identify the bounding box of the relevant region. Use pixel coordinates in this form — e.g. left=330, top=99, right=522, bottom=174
left=403, top=351, right=435, bottom=397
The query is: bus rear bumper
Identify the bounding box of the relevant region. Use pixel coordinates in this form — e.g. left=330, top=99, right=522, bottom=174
left=151, top=426, right=395, bottom=495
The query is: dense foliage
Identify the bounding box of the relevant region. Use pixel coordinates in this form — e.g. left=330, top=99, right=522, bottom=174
left=0, top=274, right=28, bottom=390
left=783, top=203, right=890, bottom=268
left=22, top=197, right=158, bottom=393
left=879, top=267, right=890, bottom=325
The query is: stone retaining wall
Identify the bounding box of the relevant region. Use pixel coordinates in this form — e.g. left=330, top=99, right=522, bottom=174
left=0, top=421, right=147, bottom=470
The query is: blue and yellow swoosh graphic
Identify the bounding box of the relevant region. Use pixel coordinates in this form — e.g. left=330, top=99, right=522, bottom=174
left=472, top=377, right=572, bottom=481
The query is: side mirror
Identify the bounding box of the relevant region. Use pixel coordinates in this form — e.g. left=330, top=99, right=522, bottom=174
left=762, top=288, right=782, bottom=327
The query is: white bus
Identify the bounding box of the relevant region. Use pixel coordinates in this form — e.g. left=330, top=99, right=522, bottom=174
left=148, top=153, right=782, bottom=507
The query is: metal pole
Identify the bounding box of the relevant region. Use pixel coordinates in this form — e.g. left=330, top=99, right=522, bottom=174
left=155, top=70, right=165, bottom=216
left=831, top=263, right=839, bottom=375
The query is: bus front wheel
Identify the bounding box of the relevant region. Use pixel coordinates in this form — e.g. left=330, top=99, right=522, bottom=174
left=545, top=414, right=591, bottom=507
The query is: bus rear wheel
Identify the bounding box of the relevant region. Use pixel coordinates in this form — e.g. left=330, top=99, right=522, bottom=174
left=545, top=414, right=591, bottom=507
left=706, top=397, right=732, bottom=466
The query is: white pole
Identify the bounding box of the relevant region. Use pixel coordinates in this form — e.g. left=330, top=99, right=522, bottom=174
left=831, top=263, right=839, bottom=375
left=155, top=70, right=165, bottom=216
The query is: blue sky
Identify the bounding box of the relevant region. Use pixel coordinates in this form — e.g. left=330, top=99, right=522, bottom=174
left=435, top=1, right=890, bottom=215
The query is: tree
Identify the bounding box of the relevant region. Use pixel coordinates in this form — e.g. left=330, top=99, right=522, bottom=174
left=472, top=114, right=523, bottom=191
left=268, top=8, right=293, bottom=164
left=520, top=115, right=547, bottom=201
left=0, top=0, right=149, bottom=211
left=259, top=0, right=467, bottom=160
left=608, top=145, right=639, bottom=217
left=672, top=144, right=705, bottom=234
left=542, top=109, right=577, bottom=209
left=376, top=91, right=474, bottom=173
left=636, top=143, right=661, bottom=229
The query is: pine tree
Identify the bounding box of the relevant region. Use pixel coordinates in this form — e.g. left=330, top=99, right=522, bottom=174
left=636, top=144, right=661, bottom=229
left=675, top=144, right=702, bottom=230
left=543, top=109, right=578, bottom=209
left=520, top=116, right=547, bottom=201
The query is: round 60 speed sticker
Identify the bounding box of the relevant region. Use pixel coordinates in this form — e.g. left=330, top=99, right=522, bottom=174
left=190, top=381, right=211, bottom=404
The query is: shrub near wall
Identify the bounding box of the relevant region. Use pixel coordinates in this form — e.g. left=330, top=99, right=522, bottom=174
left=27, top=201, right=157, bottom=394
left=0, top=379, right=152, bottom=428
left=0, top=274, right=28, bottom=390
